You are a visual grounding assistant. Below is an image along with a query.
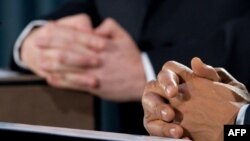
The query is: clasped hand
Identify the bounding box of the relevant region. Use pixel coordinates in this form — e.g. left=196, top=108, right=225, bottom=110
left=142, top=57, right=250, bottom=141
left=21, top=14, right=146, bottom=101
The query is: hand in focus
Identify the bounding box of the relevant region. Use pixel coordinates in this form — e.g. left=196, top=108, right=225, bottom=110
left=142, top=57, right=250, bottom=141
left=21, top=14, right=107, bottom=88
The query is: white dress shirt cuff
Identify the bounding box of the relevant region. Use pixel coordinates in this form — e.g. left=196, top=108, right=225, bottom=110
left=236, top=104, right=249, bottom=125
left=141, top=52, right=156, bottom=82
left=13, top=20, right=47, bottom=69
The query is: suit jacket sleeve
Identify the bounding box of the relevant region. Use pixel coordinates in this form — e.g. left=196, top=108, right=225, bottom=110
left=40, top=0, right=100, bottom=25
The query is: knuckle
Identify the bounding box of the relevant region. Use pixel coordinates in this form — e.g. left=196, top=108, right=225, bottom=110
left=182, top=68, right=194, bottom=78
left=142, top=95, right=152, bottom=109
left=142, top=93, right=150, bottom=107
left=162, top=60, right=178, bottom=70
left=57, top=50, right=67, bottom=63
left=240, top=83, right=247, bottom=89
left=76, top=32, right=89, bottom=43
left=69, top=32, right=78, bottom=43
left=76, top=14, right=90, bottom=23
left=237, top=82, right=247, bottom=90
left=154, top=103, right=161, bottom=115
left=143, top=118, right=150, bottom=132
left=48, top=79, right=61, bottom=88
left=216, top=67, right=225, bottom=72
left=143, top=118, right=148, bottom=128
left=84, top=35, right=92, bottom=45
left=48, top=57, right=60, bottom=71
left=144, top=80, right=159, bottom=93
left=157, top=70, right=165, bottom=81
left=144, top=112, right=152, bottom=123
left=142, top=93, right=159, bottom=112
left=105, top=17, right=116, bottom=25
left=41, top=24, right=54, bottom=39
left=146, top=80, right=156, bottom=87
left=96, top=38, right=107, bottom=49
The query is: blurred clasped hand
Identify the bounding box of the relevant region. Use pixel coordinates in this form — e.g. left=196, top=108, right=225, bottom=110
left=142, top=57, right=250, bottom=141
left=21, top=14, right=146, bottom=102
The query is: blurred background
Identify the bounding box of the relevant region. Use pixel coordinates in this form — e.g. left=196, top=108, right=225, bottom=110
left=0, top=0, right=64, bottom=68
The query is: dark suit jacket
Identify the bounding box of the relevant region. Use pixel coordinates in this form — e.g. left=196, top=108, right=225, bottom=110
left=12, top=0, right=250, bottom=133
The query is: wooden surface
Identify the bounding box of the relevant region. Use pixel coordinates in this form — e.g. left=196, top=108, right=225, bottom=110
left=0, top=73, right=94, bottom=130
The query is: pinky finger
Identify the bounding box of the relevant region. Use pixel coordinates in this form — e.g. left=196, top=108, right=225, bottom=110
left=144, top=119, right=184, bottom=139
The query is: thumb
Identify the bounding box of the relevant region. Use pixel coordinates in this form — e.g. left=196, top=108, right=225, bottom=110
left=191, top=57, right=221, bottom=81
left=95, top=18, right=126, bottom=38
left=56, top=14, right=93, bottom=32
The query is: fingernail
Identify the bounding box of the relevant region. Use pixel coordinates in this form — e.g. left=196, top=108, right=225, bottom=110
left=161, top=110, right=169, bottom=121
left=170, top=128, right=177, bottom=138
left=165, top=86, right=170, bottom=96
left=161, top=110, right=167, bottom=117
left=165, top=85, right=173, bottom=98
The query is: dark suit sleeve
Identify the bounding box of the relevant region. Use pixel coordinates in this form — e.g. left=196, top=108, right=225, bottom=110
left=40, top=0, right=100, bottom=26
left=244, top=105, right=250, bottom=124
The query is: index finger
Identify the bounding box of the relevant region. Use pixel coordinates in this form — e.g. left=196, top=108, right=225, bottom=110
left=57, top=14, right=93, bottom=32
left=191, top=57, right=221, bottom=81
left=157, top=69, right=179, bottom=98
left=162, top=61, right=193, bottom=83
left=142, top=81, right=175, bottom=122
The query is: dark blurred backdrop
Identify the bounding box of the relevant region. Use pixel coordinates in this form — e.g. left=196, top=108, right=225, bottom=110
left=0, top=0, right=64, bottom=68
